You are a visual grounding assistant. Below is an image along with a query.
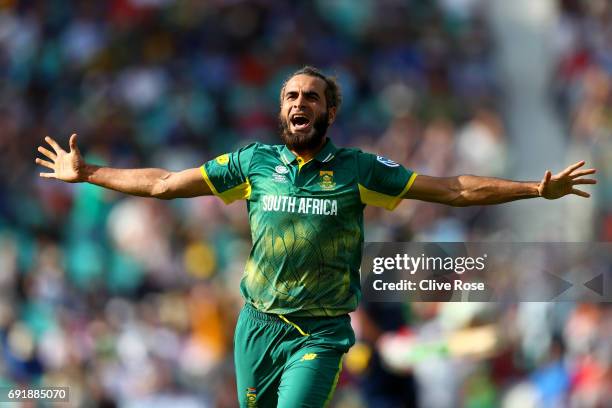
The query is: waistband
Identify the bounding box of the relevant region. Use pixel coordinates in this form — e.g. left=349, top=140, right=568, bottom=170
left=242, top=303, right=354, bottom=340
left=243, top=302, right=285, bottom=322
left=243, top=302, right=348, bottom=323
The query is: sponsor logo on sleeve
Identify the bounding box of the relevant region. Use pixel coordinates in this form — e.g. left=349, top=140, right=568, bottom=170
left=216, top=154, right=229, bottom=165
left=376, top=155, right=400, bottom=168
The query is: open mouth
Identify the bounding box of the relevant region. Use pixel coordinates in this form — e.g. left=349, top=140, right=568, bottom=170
left=290, top=115, right=311, bottom=131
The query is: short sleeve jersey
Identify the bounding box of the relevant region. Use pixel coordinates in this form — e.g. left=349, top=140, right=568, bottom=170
left=201, top=140, right=417, bottom=317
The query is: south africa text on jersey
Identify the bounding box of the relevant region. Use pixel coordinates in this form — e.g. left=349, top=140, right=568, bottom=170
left=261, top=195, right=338, bottom=215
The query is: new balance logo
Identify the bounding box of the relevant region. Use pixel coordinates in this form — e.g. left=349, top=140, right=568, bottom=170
left=301, top=353, right=317, bottom=361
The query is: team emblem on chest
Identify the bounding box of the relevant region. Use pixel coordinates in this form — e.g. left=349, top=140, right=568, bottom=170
left=275, top=165, right=289, bottom=174
left=319, top=171, right=336, bottom=190
left=273, top=165, right=289, bottom=183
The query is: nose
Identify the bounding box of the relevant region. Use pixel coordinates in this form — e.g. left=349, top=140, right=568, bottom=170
left=293, top=92, right=306, bottom=109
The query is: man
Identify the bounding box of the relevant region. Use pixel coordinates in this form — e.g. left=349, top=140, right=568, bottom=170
left=36, top=66, right=596, bottom=407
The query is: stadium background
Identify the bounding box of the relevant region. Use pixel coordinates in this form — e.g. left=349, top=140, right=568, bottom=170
left=0, top=0, right=610, bottom=407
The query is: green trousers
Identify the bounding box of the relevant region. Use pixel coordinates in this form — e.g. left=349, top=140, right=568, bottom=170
left=234, top=303, right=355, bottom=407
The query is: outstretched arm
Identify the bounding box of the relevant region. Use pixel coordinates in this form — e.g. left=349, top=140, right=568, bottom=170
left=403, top=161, right=596, bottom=206
left=36, top=134, right=212, bottom=200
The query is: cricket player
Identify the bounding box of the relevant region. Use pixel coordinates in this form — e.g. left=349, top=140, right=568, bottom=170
left=36, top=66, right=596, bottom=407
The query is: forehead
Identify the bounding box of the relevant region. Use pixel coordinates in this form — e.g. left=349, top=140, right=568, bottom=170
left=283, top=74, right=327, bottom=95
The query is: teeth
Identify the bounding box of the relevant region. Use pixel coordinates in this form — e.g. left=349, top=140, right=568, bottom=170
left=291, top=115, right=310, bottom=127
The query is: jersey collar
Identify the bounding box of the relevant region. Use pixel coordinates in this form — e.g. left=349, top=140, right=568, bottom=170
left=280, top=138, right=338, bottom=165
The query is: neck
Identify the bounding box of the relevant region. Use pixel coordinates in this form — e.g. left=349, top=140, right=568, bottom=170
left=290, top=137, right=327, bottom=162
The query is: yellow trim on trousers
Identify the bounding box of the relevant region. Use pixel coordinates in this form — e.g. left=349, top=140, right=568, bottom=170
left=278, top=315, right=310, bottom=337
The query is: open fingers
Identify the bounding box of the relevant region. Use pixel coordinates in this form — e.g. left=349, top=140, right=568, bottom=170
left=39, top=172, right=56, bottom=179
left=562, top=160, right=585, bottom=176
left=572, top=178, right=597, bottom=185
left=571, top=188, right=590, bottom=198
left=37, top=146, right=57, bottom=160
left=570, top=169, right=596, bottom=178
left=44, top=136, right=63, bottom=154
left=69, top=133, right=79, bottom=152
left=35, top=158, right=55, bottom=170
left=541, top=170, right=552, bottom=185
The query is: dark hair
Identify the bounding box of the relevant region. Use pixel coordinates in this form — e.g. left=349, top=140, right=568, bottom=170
left=280, top=66, right=342, bottom=112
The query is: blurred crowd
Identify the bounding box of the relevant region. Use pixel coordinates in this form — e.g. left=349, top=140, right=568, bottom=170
left=553, top=0, right=612, bottom=239
left=0, top=0, right=609, bottom=407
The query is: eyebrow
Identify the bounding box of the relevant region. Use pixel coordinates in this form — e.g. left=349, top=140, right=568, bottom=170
left=285, top=90, right=321, bottom=98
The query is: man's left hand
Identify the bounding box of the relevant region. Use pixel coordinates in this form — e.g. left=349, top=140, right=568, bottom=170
left=538, top=161, right=597, bottom=199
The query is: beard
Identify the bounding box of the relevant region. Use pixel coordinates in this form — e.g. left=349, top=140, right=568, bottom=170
left=279, top=110, right=330, bottom=152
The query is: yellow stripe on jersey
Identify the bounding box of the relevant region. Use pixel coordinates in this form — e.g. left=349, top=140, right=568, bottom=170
left=200, top=165, right=219, bottom=195
left=394, top=172, right=418, bottom=206
left=220, top=179, right=251, bottom=203
left=358, top=172, right=418, bottom=211
left=200, top=165, right=252, bottom=204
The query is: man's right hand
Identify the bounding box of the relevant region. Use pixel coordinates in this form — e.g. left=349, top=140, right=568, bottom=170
left=36, top=133, right=86, bottom=183
left=35, top=133, right=212, bottom=199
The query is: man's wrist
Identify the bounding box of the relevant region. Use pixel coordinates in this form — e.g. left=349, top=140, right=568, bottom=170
left=531, top=181, right=543, bottom=198
left=80, top=163, right=98, bottom=183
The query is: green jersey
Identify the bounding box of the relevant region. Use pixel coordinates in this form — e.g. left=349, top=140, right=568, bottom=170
left=201, top=139, right=417, bottom=317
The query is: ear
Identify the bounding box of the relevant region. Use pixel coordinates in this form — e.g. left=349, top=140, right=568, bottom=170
left=327, top=107, right=337, bottom=125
